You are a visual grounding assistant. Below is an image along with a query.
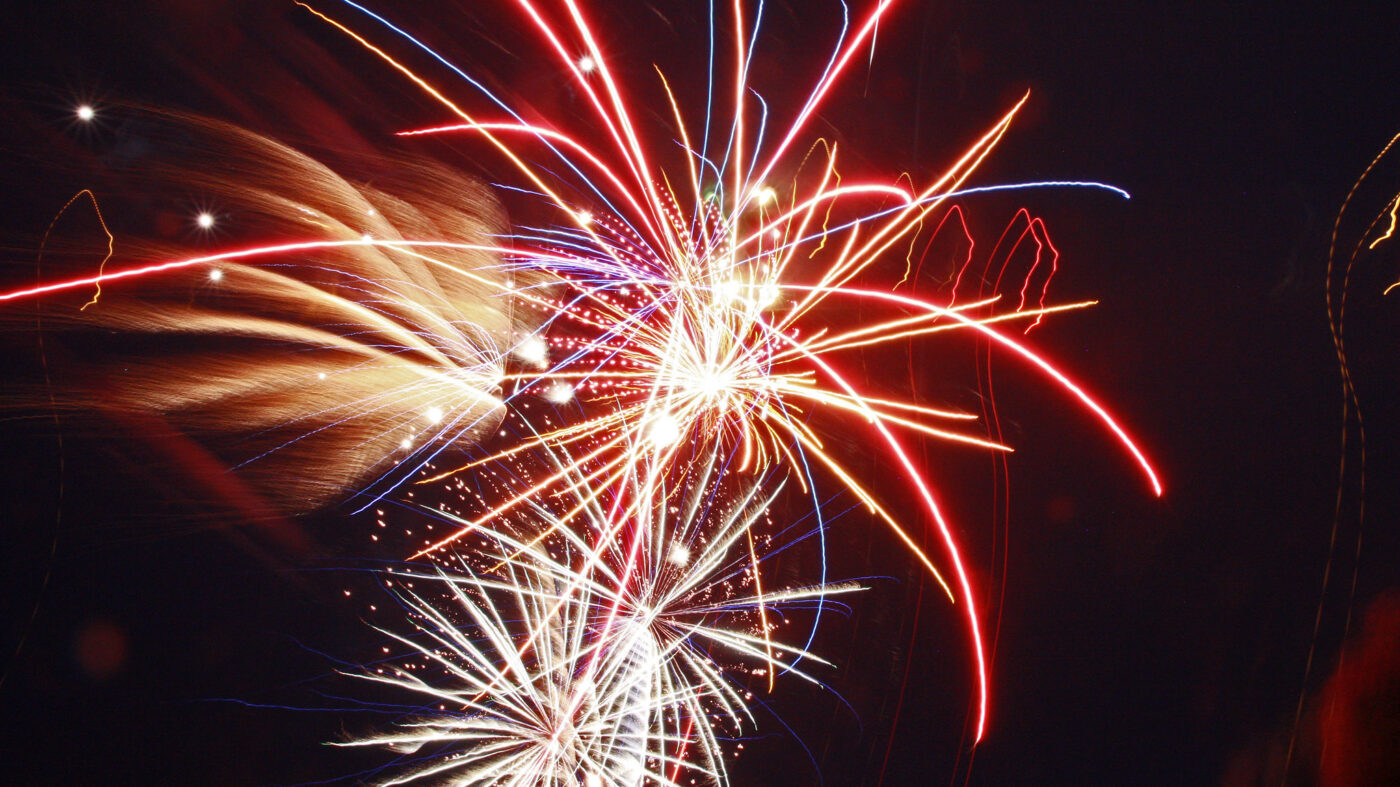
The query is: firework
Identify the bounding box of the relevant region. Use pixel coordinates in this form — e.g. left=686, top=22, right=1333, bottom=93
left=1, top=113, right=536, bottom=510
left=0, top=0, right=1163, bottom=762
left=344, top=450, right=854, bottom=786
left=297, top=0, right=1163, bottom=741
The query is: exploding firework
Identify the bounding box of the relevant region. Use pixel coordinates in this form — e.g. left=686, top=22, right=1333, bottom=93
left=0, top=0, right=1163, bottom=768
left=294, top=0, right=1163, bottom=741
left=344, top=450, right=854, bottom=786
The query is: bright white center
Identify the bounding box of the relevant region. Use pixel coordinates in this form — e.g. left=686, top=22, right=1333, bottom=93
left=196, top=212, right=215, bottom=229
left=207, top=268, right=223, bottom=282
left=647, top=413, right=681, bottom=448
left=76, top=105, right=95, bottom=121
left=693, top=369, right=729, bottom=400
left=715, top=279, right=742, bottom=303
left=425, top=406, right=444, bottom=424
left=577, top=54, right=597, bottom=73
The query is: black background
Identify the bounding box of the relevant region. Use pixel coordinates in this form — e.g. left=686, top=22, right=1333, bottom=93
left=3, top=1, right=1400, bottom=784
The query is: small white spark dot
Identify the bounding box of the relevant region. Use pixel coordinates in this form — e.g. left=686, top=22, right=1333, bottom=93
left=196, top=212, right=215, bottom=229
left=514, top=335, right=548, bottom=366
left=668, top=543, right=691, bottom=565
left=76, top=105, right=95, bottom=122
left=544, top=383, right=574, bottom=404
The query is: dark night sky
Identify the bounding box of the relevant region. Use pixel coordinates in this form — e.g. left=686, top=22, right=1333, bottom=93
left=3, top=1, right=1400, bottom=785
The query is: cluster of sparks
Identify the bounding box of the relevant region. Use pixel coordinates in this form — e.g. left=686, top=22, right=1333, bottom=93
left=347, top=454, right=853, bottom=785
left=6, top=1, right=1164, bottom=783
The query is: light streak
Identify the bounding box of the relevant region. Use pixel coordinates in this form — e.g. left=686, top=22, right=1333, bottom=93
left=33, top=189, right=114, bottom=312
left=1287, top=127, right=1400, bottom=780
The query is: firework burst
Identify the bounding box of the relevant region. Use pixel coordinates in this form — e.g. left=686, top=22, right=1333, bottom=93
left=295, top=0, right=1163, bottom=741
left=0, top=0, right=1163, bottom=767
left=1, top=112, right=537, bottom=509
left=345, top=450, right=854, bottom=786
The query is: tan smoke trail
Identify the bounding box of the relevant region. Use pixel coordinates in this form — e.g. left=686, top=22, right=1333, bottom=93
left=4, top=111, right=539, bottom=512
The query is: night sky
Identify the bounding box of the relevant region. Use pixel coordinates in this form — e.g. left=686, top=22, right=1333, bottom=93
left=3, top=1, right=1400, bottom=785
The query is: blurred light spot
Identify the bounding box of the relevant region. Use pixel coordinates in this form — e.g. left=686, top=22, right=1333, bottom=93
left=1047, top=495, right=1077, bottom=524
left=514, top=335, right=548, bottom=366
left=74, top=619, right=129, bottom=682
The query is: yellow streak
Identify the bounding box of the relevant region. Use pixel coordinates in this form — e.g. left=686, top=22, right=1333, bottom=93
left=782, top=385, right=1010, bottom=451
left=774, top=418, right=954, bottom=601
left=786, top=294, right=1001, bottom=357
left=747, top=528, right=776, bottom=693
left=799, top=299, right=1099, bottom=358
left=1370, top=194, right=1400, bottom=250
left=36, top=190, right=115, bottom=312
left=655, top=67, right=708, bottom=257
